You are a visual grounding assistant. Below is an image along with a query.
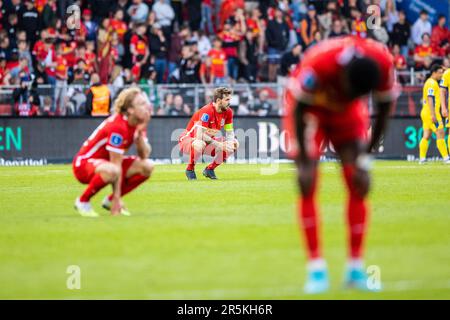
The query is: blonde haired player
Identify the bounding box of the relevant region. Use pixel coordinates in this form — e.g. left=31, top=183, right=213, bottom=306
left=73, top=87, right=154, bottom=217
left=419, top=65, right=449, bottom=164
left=439, top=67, right=450, bottom=149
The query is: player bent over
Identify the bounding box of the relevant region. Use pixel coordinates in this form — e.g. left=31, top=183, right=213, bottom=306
left=73, top=87, right=154, bottom=217
left=179, top=87, right=238, bottom=180
left=284, top=36, right=398, bottom=293
left=418, top=65, right=449, bottom=163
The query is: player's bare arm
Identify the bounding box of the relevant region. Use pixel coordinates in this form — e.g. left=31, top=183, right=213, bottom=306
left=109, top=151, right=123, bottom=216
left=428, top=96, right=437, bottom=123
left=439, top=87, right=448, bottom=118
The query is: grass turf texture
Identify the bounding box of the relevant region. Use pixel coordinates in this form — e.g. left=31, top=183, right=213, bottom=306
left=0, top=162, right=449, bottom=299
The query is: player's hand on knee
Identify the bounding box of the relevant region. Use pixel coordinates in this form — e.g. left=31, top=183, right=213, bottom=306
left=192, top=139, right=206, bottom=153
left=224, top=141, right=236, bottom=153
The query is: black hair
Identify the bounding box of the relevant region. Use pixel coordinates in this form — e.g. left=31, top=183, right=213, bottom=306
left=430, top=64, right=443, bottom=74
left=420, top=9, right=428, bottom=16
left=345, top=57, right=381, bottom=98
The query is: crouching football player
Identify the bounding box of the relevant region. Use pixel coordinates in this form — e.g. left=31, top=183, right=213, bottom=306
left=284, top=36, right=398, bottom=293
left=73, top=87, right=154, bottom=217
left=179, top=87, right=238, bottom=180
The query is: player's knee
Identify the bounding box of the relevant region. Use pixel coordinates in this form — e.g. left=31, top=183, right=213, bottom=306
left=192, top=139, right=206, bottom=153
left=141, top=160, right=154, bottom=177
left=297, top=170, right=315, bottom=197
left=352, top=169, right=370, bottom=198
left=102, top=164, right=121, bottom=182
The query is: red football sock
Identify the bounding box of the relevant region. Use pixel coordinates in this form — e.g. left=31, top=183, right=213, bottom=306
left=207, top=151, right=227, bottom=170
left=186, top=145, right=201, bottom=171
left=107, top=174, right=149, bottom=200
left=343, top=165, right=368, bottom=259
left=298, top=170, right=321, bottom=260
left=80, top=173, right=108, bottom=202
left=121, top=174, right=149, bottom=197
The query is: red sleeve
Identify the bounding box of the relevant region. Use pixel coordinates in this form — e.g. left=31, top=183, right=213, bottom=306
left=130, top=35, right=138, bottom=50
left=373, top=51, right=399, bottom=102
left=199, top=109, right=214, bottom=128
left=106, top=124, right=128, bottom=155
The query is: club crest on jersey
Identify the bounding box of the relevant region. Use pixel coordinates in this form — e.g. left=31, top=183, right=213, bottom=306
left=201, top=113, right=210, bottom=122
left=110, top=133, right=123, bottom=147
left=300, top=69, right=317, bottom=91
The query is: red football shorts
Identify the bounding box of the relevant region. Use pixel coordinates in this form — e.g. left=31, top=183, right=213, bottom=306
left=284, top=99, right=369, bottom=160
left=178, top=134, right=226, bottom=157
left=73, top=155, right=138, bottom=184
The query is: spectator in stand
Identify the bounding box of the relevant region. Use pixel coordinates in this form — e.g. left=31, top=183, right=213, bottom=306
left=10, top=57, right=30, bottom=83
left=200, top=0, right=214, bottom=36
left=250, top=89, right=272, bottom=116
left=208, top=37, right=228, bottom=85
left=383, top=0, right=399, bottom=33
left=280, top=43, right=301, bottom=77
left=152, top=0, right=175, bottom=40
left=317, top=1, right=341, bottom=39
left=13, top=74, right=40, bottom=117
left=187, top=0, right=202, bottom=31
left=0, top=56, right=11, bottom=85
left=17, top=40, right=33, bottom=74
left=246, top=7, right=265, bottom=54
left=219, top=17, right=245, bottom=82
left=391, top=43, right=408, bottom=84
left=391, top=10, right=411, bottom=58
left=5, top=13, right=19, bottom=45
left=179, top=45, right=201, bottom=84
left=167, top=25, right=188, bottom=79
left=239, top=30, right=259, bottom=83
left=97, top=18, right=115, bottom=84
left=111, top=9, right=128, bottom=42
left=148, top=23, right=168, bottom=84
left=411, top=10, right=432, bottom=46
left=299, top=5, right=319, bottom=49
left=414, top=33, right=437, bottom=70
left=196, top=30, right=212, bottom=58
left=85, top=73, right=111, bottom=116
left=54, top=43, right=69, bottom=114
left=41, top=0, right=57, bottom=29
left=266, top=7, right=289, bottom=82
left=350, top=7, right=367, bottom=38
left=199, top=55, right=212, bottom=85
left=431, top=15, right=450, bottom=57
left=111, top=0, right=131, bottom=23
left=82, top=9, right=99, bottom=42
left=130, top=22, right=149, bottom=80
left=128, top=0, right=150, bottom=24
left=329, top=19, right=348, bottom=38
left=19, top=0, right=39, bottom=46
left=167, top=94, right=191, bottom=115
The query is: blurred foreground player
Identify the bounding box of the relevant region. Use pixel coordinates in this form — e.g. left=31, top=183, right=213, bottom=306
left=73, top=87, right=154, bottom=217
left=179, top=87, right=239, bottom=180
left=284, top=36, right=399, bottom=293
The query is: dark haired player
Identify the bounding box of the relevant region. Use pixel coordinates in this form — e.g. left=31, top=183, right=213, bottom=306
left=284, top=36, right=399, bottom=293
left=179, top=87, right=238, bottom=180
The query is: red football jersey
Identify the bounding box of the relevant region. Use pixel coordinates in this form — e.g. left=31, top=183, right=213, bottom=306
left=287, top=36, right=398, bottom=111
left=181, top=103, right=233, bottom=139
left=74, top=114, right=138, bottom=165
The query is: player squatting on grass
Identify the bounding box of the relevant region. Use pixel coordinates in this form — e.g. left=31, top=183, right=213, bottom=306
left=179, top=87, right=239, bottom=181
left=72, top=87, right=154, bottom=217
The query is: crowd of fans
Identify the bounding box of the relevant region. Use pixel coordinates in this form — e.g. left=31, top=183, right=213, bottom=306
left=0, top=0, right=449, bottom=116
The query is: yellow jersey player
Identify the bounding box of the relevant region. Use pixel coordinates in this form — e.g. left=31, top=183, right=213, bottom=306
left=439, top=67, right=450, bottom=142
left=419, top=64, right=449, bottom=164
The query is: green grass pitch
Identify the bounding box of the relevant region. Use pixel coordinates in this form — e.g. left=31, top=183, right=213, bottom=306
left=0, top=162, right=449, bottom=299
